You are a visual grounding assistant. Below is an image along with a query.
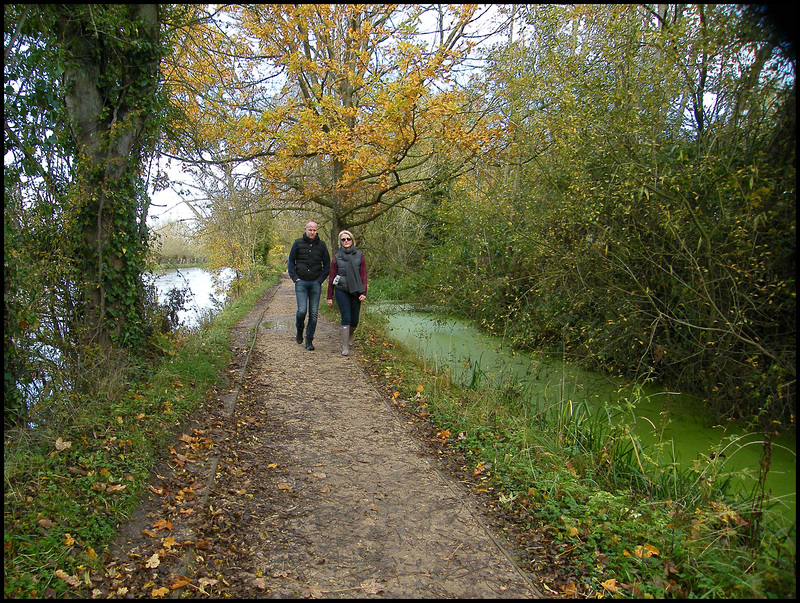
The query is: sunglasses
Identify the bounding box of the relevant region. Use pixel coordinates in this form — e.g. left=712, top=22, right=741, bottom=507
left=340, top=237, right=352, bottom=242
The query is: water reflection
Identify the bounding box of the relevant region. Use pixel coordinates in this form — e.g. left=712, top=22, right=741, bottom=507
left=152, top=267, right=234, bottom=329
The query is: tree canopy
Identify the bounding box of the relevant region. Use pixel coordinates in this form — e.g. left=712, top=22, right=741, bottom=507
left=163, top=4, right=514, bottom=243
left=5, top=3, right=795, bottom=435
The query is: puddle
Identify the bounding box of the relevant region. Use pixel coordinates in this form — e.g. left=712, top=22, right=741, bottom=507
left=260, top=317, right=294, bottom=331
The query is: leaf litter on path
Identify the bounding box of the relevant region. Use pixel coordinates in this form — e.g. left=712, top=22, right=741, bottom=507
left=98, top=276, right=544, bottom=598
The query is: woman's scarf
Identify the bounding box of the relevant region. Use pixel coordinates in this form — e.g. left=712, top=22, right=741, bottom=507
left=335, top=246, right=364, bottom=294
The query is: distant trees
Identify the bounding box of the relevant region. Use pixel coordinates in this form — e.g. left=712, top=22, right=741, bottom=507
left=150, top=220, right=207, bottom=265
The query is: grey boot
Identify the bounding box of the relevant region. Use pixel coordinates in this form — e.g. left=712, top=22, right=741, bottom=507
left=348, top=326, right=356, bottom=347
left=340, top=326, right=350, bottom=356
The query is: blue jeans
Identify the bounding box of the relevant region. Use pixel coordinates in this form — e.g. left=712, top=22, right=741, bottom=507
left=334, top=288, right=362, bottom=329
left=295, top=280, right=321, bottom=341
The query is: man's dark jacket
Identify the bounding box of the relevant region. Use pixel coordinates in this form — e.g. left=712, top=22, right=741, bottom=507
left=287, top=233, right=331, bottom=283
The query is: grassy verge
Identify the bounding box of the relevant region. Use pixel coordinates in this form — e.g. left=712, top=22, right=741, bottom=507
left=356, top=278, right=796, bottom=598
left=3, top=273, right=279, bottom=598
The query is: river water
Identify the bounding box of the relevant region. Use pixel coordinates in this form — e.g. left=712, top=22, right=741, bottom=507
left=152, top=266, right=234, bottom=329
left=373, top=305, right=796, bottom=528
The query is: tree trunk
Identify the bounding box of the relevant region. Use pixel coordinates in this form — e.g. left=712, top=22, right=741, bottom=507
left=56, top=5, right=161, bottom=348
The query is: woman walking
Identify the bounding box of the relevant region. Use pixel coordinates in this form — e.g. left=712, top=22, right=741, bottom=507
left=327, top=230, right=367, bottom=356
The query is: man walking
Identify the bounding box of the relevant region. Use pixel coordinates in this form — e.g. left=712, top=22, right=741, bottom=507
left=287, top=221, right=330, bottom=351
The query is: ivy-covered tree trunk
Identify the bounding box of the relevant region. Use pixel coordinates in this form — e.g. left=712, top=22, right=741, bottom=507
left=55, top=4, right=162, bottom=349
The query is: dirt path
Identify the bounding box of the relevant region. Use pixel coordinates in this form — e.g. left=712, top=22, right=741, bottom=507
left=105, top=274, right=543, bottom=598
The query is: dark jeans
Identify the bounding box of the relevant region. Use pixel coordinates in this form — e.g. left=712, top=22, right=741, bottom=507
left=295, top=280, right=321, bottom=341
left=334, top=288, right=362, bottom=329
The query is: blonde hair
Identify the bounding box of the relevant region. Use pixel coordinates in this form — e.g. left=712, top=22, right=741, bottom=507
left=338, top=230, right=356, bottom=246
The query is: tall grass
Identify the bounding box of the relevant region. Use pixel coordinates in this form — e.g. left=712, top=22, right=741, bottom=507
left=4, top=273, right=279, bottom=598
left=357, top=302, right=796, bottom=598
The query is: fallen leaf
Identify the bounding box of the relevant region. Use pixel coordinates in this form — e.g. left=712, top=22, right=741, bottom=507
left=361, top=579, right=384, bottom=594
left=148, top=485, right=165, bottom=495
left=145, top=552, right=161, bottom=569
left=55, top=569, right=81, bottom=587
left=37, top=518, right=56, bottom=529
left=64, top=533, right=75, bottom=546
left=55, top=437, right=72, bottom=452
left=153, top=519, right=173, bottom=531
left=305, top=586, right=324, bottom=598
left=151, top=586, right=169, bottom=597
left=170, top=575, right=191, bottom=589
left=601, top=578, right=618, bottom=593
left=634, top=544, right=659, bottom=558
left=277, top=483, right=292, bottom=491
left=107, top=484, right=127, bottom=493
left=162, top=537, right=177, bottom=550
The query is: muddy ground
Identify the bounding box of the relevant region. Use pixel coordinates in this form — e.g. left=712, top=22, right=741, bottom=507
left=102, top=274, right=555, bottom=598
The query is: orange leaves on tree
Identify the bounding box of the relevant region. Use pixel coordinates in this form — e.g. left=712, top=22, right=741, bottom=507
left=170, top=4, right=494, bottom=233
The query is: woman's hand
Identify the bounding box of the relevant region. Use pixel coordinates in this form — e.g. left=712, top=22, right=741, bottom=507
left=327, top=299, right=333, bottom=305
left=358, top=294, right=366, bottom=301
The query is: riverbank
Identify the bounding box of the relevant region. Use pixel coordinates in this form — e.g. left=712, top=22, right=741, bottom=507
left=373, top=300, right=796, bottom=529
left=3, top=275, right=279, bottom=598
left=356, top=283, right=796, bottom=598
left=4, top=273, right=794, bottom=598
